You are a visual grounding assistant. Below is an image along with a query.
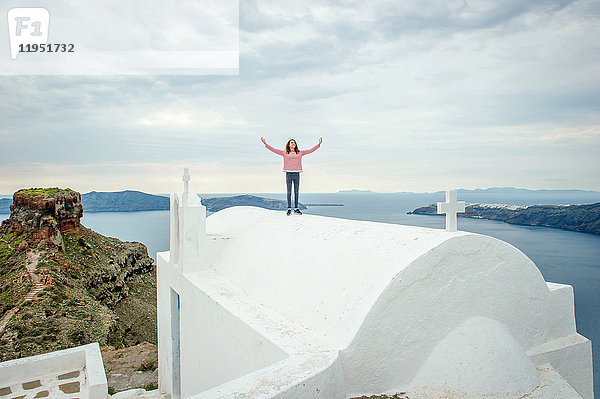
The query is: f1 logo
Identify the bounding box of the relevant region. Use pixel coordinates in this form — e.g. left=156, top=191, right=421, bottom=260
left=7, top=8, right=49, bottom=60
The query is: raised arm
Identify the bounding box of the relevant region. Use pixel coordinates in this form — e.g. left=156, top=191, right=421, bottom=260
left=261, top=137, right=284, bottom=156
left=301, top=137, right=323, bottom=155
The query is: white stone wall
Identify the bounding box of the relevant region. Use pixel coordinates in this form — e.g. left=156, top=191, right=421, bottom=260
left=0, top=342, right=107, bottom=399
left=157, top=254, right=288, bottom=397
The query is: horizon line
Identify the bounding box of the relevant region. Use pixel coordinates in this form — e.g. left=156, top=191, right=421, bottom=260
left=2, top=186, right=600, bottom=197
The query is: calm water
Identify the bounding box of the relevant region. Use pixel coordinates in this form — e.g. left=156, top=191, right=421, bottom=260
left=4, top=192, right=599, bottom=394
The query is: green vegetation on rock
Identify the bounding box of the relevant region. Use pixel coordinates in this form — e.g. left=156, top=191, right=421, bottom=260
left=0, top=233, right=29, bottom=317
left=0, top=225, right=157, bottom=361
left=17, top=188, right=75, bottom=199
left=137, top=359, right=158, bottom=372
left=143, top=383, right=158, bottom=391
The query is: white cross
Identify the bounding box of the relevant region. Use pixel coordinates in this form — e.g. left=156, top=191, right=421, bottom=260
left=182, top=168, right=190, bottom=194
left=437, top=189, right=465, bottom=232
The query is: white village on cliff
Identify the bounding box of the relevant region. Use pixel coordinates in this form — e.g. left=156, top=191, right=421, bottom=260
left=0, top=171, right=594, bottom=399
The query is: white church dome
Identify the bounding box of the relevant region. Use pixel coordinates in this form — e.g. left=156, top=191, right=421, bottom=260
left=410, top=316, right=539, bottom=397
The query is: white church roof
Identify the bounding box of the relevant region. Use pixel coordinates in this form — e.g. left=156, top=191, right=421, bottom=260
left=206, top=206, right=469, bottom=348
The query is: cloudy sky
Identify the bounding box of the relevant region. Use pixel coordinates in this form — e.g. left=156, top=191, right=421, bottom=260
left=1, top=0, right=599, bottom=194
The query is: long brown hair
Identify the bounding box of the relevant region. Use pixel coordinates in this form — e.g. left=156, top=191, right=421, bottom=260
left=286, top=139, right=299, bottom=154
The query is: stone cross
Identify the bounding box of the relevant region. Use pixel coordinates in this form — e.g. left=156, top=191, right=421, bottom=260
left=183, top=168, right=190, bottom=194
left=437, top=189, right=466, bottom=232
left=169, top=168, right=207, bottom=273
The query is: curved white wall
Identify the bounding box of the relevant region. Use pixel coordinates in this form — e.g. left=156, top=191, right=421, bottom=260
left=341, top=234, right=583, bottom=397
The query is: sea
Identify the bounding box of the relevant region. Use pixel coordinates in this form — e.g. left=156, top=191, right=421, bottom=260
left=3, top=191, right=600, bottom=395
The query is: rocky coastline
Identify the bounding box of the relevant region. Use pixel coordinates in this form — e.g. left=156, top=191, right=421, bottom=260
left=409, top=202, right=600, bottom=235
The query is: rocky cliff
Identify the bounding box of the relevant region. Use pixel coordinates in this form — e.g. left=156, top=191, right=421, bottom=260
left=0, top=188, right=157, bottom=362
left=1, top=188, right=83, bottom=248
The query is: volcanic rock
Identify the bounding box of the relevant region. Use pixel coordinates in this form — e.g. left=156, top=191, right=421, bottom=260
left=18, top=241, right=28, bottom=251
left=0, top=188, right=83, bottom=249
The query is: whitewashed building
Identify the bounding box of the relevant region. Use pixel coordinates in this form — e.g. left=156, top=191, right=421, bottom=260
left=156, top=184, right=594, bottom=399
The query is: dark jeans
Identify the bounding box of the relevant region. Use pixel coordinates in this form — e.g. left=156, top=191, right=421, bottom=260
left=286, top=172, right=300, bottom=209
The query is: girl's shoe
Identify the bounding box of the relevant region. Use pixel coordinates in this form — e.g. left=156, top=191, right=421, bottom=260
left=287, top=209, right=292, bottom=216
left=294, top=208, right=302, bottom=214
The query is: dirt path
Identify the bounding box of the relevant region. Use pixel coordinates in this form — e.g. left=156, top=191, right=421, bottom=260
left=0, top=307, right=21, bottom=335
left=0, top=251, right=45, bottom=334
left=23, top=251, right=44, bottom=299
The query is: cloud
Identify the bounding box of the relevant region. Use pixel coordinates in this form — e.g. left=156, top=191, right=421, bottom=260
left=133, top=109, right=247, bottom=128
left=135, top=110, right=196, bottom=127
left=1, top=0, right=599, bottom=193
left=373, top=0, right=575, bottom=37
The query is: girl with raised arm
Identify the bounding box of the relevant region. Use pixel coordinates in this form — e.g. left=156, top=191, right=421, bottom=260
left=261, top=137, right=322, bottom=215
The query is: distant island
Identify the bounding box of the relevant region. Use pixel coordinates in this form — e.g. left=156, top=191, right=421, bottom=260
left=0, top=191, right=168, bottom=214
left=82, top=190, right=170, bottom=212
left=0, top=191, right=319, bottom=213
left=437, top=187, right=600, bottom=206
left=81, top=192, right=310, bottom=213
left=202, top=194, right=307, bottom=212
left=337, top=189, right=377, bottom=194
left=335, top=187, right=600, bottom=204
left=0, top=198, right=10, bottom=213
left=409, top=203, right=600, bottom=235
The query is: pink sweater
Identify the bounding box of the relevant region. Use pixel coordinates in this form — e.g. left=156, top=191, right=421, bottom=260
left=265, top=142, right=320, bottom=172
